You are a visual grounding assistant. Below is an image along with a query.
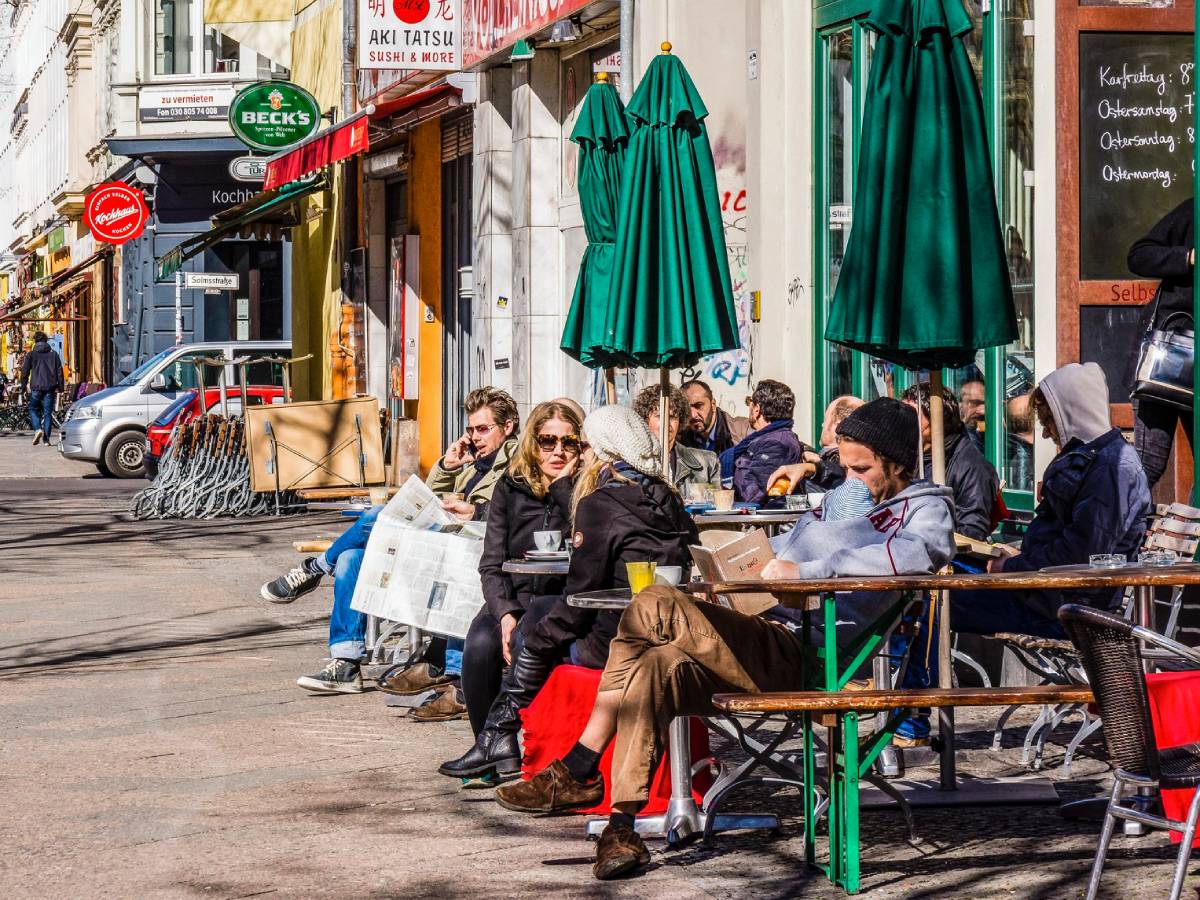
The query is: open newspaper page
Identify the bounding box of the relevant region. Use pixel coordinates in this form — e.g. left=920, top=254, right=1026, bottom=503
left=349, top=476, right=486, bottom=639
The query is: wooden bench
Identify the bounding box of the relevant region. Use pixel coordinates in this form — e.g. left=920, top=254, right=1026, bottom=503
left=712, top=684, right=1094, bottom=715
left=709, top=684, right=1094, bottom=894
left=295, top=485, right=395, bottom=501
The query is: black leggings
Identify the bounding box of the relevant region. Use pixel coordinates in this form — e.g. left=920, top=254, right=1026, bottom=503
left=1134, top=399, right=1194, bottom=489
left=460, top=595, right=560, bottom=735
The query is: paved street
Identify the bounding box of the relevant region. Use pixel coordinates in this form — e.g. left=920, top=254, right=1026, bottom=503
left=0, top=432, right=1190, bottom=899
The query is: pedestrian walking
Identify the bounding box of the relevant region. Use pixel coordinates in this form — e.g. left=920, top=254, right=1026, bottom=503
left=20, top=331, right=63, bottom=446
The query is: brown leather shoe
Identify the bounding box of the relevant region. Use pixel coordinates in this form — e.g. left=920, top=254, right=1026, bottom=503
left=409, top=685, right=466, bottom=722
left=593, top=823, right=650, bottom=880
left=378, top=662, right=453, bottom=696
left=494, top=759, right=604, bottom=813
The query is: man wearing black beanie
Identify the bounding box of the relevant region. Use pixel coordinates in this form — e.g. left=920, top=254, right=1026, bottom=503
left=494, top=397, right=957, bottom=881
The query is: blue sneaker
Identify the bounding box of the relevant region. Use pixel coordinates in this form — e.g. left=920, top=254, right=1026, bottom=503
left=893, top=714, right=930, bottom=748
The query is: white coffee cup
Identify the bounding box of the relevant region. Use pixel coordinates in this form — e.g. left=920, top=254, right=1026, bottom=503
left=534, top=530, right=562, bottom=552
left=654, top=565, right=683, bottom=587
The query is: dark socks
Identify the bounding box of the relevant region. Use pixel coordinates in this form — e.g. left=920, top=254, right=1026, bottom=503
left=608, top=810, right=636, bottom=831
left=562, top=741, right=603, bottom=783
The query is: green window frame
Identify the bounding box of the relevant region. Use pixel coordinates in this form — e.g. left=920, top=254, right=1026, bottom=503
left=811, top=0, right=1035, bottom=512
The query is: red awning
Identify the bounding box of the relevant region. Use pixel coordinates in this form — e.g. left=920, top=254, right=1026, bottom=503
left=264, top=110, right=372, bottom=191
left=369, top=82, right=461, bottom=121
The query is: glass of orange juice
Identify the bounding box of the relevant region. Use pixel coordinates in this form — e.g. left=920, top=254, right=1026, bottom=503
left=626, top=561, right=657, bottom=595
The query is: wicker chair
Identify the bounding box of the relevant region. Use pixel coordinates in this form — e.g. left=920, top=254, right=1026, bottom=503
left=1058, top=603, right=1200, bottom=900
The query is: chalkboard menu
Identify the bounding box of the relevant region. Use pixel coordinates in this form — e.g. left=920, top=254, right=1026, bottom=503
left=1079, top=32, right=1194, bottom=280
left=1080, top=306, right=1146, bottom=403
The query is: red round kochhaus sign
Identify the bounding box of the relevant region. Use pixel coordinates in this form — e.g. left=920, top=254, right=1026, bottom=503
left=84, top=182, right=150, bottom=244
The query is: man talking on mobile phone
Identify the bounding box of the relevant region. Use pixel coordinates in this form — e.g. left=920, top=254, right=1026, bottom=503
left=426, top=387, right=520, bottom=522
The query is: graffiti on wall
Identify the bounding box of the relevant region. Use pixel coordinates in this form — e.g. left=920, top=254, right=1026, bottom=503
left=696, top=126, right=752, bottom=412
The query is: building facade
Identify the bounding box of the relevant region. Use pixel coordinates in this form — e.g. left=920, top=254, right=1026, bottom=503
left=5, top=0, right=1188, bottom=504
left=0, top=0, right=297, bottom=386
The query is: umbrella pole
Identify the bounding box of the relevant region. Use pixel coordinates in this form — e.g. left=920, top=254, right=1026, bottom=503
left=659, top=368, right=671, bottom=480
left=927, top=369, right=956, bottom=791
left=605, top=367, right=618, bottom=406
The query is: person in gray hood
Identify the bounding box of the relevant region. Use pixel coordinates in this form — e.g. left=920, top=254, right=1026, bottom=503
left=951, top=362, right=1150, bottom=638
left=491, top=398, right=955, bottom=882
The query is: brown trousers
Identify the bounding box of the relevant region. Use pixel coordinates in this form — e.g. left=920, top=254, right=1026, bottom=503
left=598, top=585, right=810, bottom=805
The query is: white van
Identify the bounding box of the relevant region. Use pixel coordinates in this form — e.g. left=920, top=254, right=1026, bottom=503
left=59, top=341, right=291, bottom=477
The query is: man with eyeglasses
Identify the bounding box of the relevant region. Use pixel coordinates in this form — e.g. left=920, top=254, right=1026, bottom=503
left=425, top=387, right=521, bottom=522
left=260, top=387, right=519, bottom=696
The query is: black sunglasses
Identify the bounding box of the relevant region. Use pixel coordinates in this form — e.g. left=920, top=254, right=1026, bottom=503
left=536, top=434, right=583, bottom=454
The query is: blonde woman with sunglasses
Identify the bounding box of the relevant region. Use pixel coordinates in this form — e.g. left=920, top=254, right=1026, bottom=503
left=414, top=402, right=586, bottom=737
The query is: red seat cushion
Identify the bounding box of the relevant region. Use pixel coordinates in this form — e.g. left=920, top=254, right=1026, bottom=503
left=1147, top=671, right=1200, bottom=846
left=520, top=664, right=712, bottom=815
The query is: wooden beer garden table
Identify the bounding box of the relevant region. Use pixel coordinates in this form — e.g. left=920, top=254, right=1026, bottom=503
left=689, top=564, right=1200, bottom=894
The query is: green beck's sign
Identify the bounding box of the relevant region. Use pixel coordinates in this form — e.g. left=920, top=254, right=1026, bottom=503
left=229, top=81, right=321, bottom=152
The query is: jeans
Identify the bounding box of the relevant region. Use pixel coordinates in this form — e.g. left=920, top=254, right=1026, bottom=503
left=322, top=505, right=464, bottom=669
left=1134, top=399, right=1194, bottom=489
left=323, top=505, right=383, bottom=567
left=323, top=506, right=381, bottom=660
left=28, top=389, right=55, bottom=438
left=328, top=549, right=367, bottom=660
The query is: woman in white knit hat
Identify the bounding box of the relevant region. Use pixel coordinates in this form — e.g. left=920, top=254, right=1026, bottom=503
left=440, top=404, right=698, bottom=783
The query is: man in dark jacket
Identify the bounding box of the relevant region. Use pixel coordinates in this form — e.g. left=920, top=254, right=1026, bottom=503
left=719, top=379, right=805, bottom=503
left=677, top=379, right=751, bottom=455
left=901, top=381, right=1000, bottom=541
left=956, top=363, right=1151, bottom=637
left=1128, top=197, right=1194, bottom=488
left=20, top=331, right=64, bottom=445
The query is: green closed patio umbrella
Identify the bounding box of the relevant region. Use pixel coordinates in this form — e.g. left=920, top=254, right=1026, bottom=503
left=561, top=72, right=631, bottom=381
left=826, top=0, right=1016, bottom=371
left=824, top=0, right=1018, bottom=784
left=605, top=43, right=740, bottom=372
left=605, top=43, right=741, bottom=474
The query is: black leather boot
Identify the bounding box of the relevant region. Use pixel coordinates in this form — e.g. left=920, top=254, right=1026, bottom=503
left=505, top=647, right=554, bottom=707
left=438, top=694, right=523, bottom=778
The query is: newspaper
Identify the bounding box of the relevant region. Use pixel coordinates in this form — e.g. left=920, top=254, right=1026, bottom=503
left=380, top=474, right=457, bottom=530
left=349, top=475, right=486, bottom=638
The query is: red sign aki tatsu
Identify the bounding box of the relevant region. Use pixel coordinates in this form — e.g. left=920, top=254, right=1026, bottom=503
left=85, top=182, right=150, bottom=244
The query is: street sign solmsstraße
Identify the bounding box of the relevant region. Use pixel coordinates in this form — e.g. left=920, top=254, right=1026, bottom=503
left=185, top=272, right=240, bottom=290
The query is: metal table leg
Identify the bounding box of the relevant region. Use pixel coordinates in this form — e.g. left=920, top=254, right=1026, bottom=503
left=1126, top=584, right=1154, bottom=835
left=873, top=650, right=901, bottom=778
left=586, top=716, right=780, bottom=845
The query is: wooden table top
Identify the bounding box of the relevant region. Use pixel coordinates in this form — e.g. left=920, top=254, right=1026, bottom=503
left=692, top=563, right=1200, bottom=607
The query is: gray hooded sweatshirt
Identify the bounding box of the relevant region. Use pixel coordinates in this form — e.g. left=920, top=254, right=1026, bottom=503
left=766, top=482, right=957, bottom=648
left=1037, top=362, right=1111, bottom=446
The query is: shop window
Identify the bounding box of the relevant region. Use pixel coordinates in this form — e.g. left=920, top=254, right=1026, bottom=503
left=154, top=0, right=192, bottom=75
left=152, top=2, right=290, bottom=79
left=814, top=0, right=1036, bottom=509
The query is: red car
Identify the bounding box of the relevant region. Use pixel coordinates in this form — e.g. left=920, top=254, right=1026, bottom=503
left=144, top=386, right=285, bottom=478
